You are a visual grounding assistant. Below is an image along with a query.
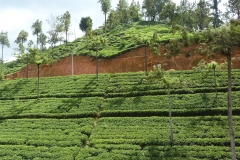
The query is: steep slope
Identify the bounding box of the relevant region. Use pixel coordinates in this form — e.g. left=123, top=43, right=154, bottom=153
left=5, top=45, right=240, bottom=79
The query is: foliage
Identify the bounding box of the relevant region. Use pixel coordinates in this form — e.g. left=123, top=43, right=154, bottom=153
left=98, top=0, right=111, bottom=34
left=14, top=30, right=28, bottom=44
left=31, top=19, right=42, bottom=46
left=79, top=17, right=92, bottom=33
left=59, top=11, right=71, bottom=45
left=0, top=31, right=10, bottom=63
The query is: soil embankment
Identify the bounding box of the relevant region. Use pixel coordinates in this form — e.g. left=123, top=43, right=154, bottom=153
left=5, top=46, right=240, bottom=79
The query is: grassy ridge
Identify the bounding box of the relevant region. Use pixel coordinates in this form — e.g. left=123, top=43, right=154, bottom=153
left=0, top=70, right=240, bottom=159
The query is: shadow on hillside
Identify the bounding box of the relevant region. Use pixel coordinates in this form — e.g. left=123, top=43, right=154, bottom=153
left=82, top=76, right=98, bottom=94
left=7, top=99, right=38, bottom=116
left=0, top=79, right=28, bottom=99
left=104, top=97, right=127, bottom=110
left=129, top=145, right=182, bottom=159
left=60, top=98, right=83, bottom=113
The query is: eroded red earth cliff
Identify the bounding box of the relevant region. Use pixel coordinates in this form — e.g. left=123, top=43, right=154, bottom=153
left=5, top=46, right=240, bottom=79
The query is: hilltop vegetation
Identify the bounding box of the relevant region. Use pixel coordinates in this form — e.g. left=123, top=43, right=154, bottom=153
left=3, top=21, right=177, bottom=76
left=0, top=70, right=240, bottom=159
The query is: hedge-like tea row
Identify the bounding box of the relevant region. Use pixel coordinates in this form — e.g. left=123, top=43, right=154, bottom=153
left=0, top=97, right=102, bottom=118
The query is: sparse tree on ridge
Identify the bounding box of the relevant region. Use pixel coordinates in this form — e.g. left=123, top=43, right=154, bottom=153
left=59, top=11, right=71, bottom=45
left=0, top=31, right=10, bottom=64
left=129, top=0, right=141, bottom=22
left=15, top=30, right=28, bottom=45
left=31, top=19, right=42, bottom=48
left=179, top=0, right=197, bottom=30
left=143, top=0, right=154, bottom=22
left=86, top=19, right=93, bottom=43
left=79, top=17, right=92, bottom=34
left=98, top=0, right=111, bottom=35
left=159, top=1, right=180, bottom=26
left=195, top=0, right=211, bottom=30
left=211, top=0, right=222, bottom=27
left=38, top=33, right=47, bottom=50
left=47, top=14, right=63, bottom=57
left=116, top=0, right=130, bottom=25
left=227, top=0, right=240, bottom=20
left=106, top=9, right=117, bottom=29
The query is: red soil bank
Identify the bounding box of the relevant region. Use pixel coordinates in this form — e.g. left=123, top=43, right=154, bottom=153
left=5, top=46, right=240, bottom=80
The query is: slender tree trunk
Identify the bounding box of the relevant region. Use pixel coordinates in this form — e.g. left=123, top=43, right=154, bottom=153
left=104, top=13, right=106, bottom=35
left=37, top=33, right=39, bottom=48
left=168, top=87, right=173, bottom=145
left=52, top=44, right=54, bottom=58
left=214, top=68, right=217, bottom=99
left=144, top=44, right=148, bottom=76
left=96, top=50, right=98, bottom=78
left=1, top=44, right=3, bottom=64
left=26, top=53, right=28, bottom=79
left=66, top=30, right=68, bottom=45
left=37, top=64, right=40, bottom=99
left=227, top=54, right=236, bottom=160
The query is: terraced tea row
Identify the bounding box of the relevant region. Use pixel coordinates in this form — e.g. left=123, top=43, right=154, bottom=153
left=0, top=75, right=110, bottom=99
left=1, top=91, right=239, bottom=119
left=0, top=118, right=94, bottom=159
left=81, top=116, right=240, bottom=159
left=0, top=97, right=103, bottom=118
left=1, top=70, right=240, bottom=100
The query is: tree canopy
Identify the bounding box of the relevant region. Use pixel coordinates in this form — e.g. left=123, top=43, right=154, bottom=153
left=79, top=17, right=92, bottom=33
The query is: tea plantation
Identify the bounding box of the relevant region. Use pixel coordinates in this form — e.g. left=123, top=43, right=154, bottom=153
left=0, top=70, right=240, bottom=159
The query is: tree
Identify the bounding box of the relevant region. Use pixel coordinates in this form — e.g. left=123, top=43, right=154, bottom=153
left=38, top=33, right=47, bottom=50
left=195, top=0, right=211, bottom=30
left=129, top=0, right=141, bottom=22
left=31, top=19, right=42, bottom=47
left=47, top=15, right=63, bottom=57
left=47, top=30, right=59, bottom=57
left=227, top=0, right=240, bottom=19
left=89, top=36, right=107, bottom=78
left=28, top=48, right=48, bottom=99
left=147, top=64, right=186, bottom=145
left=59, top=11, right=71, bottom=45
left=15, top=30, right=28, bottom=44
left=86, top=19, right=93, bottom=42
left=143, top=0, right=168, bottom=22
left=159, top=1, right=180, bottom=26
left=106, top=9, right=117, bottom=29
left=116, top=0, right=130, bottom=25
left=79, top=17, right=92, bottom=33
left=193, top=60, right=227, bottom=99
left=0, top=31, right=10, bottom=64
left=207, top=61, right=227, bottom=99
left=211, top=0, right=222, bottom=27
left=132, top=31, right=160, bottom=76
left=98, top=0, right=111, bottom=34
left=143, top=0, right=154, bottom=22
left=194, top=20, right=240, bottom=159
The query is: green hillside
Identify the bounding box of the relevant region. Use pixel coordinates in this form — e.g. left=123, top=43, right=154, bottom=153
left=4, top=22, right=178, bottom=76
left=0, top=70, right=240, bottom=159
